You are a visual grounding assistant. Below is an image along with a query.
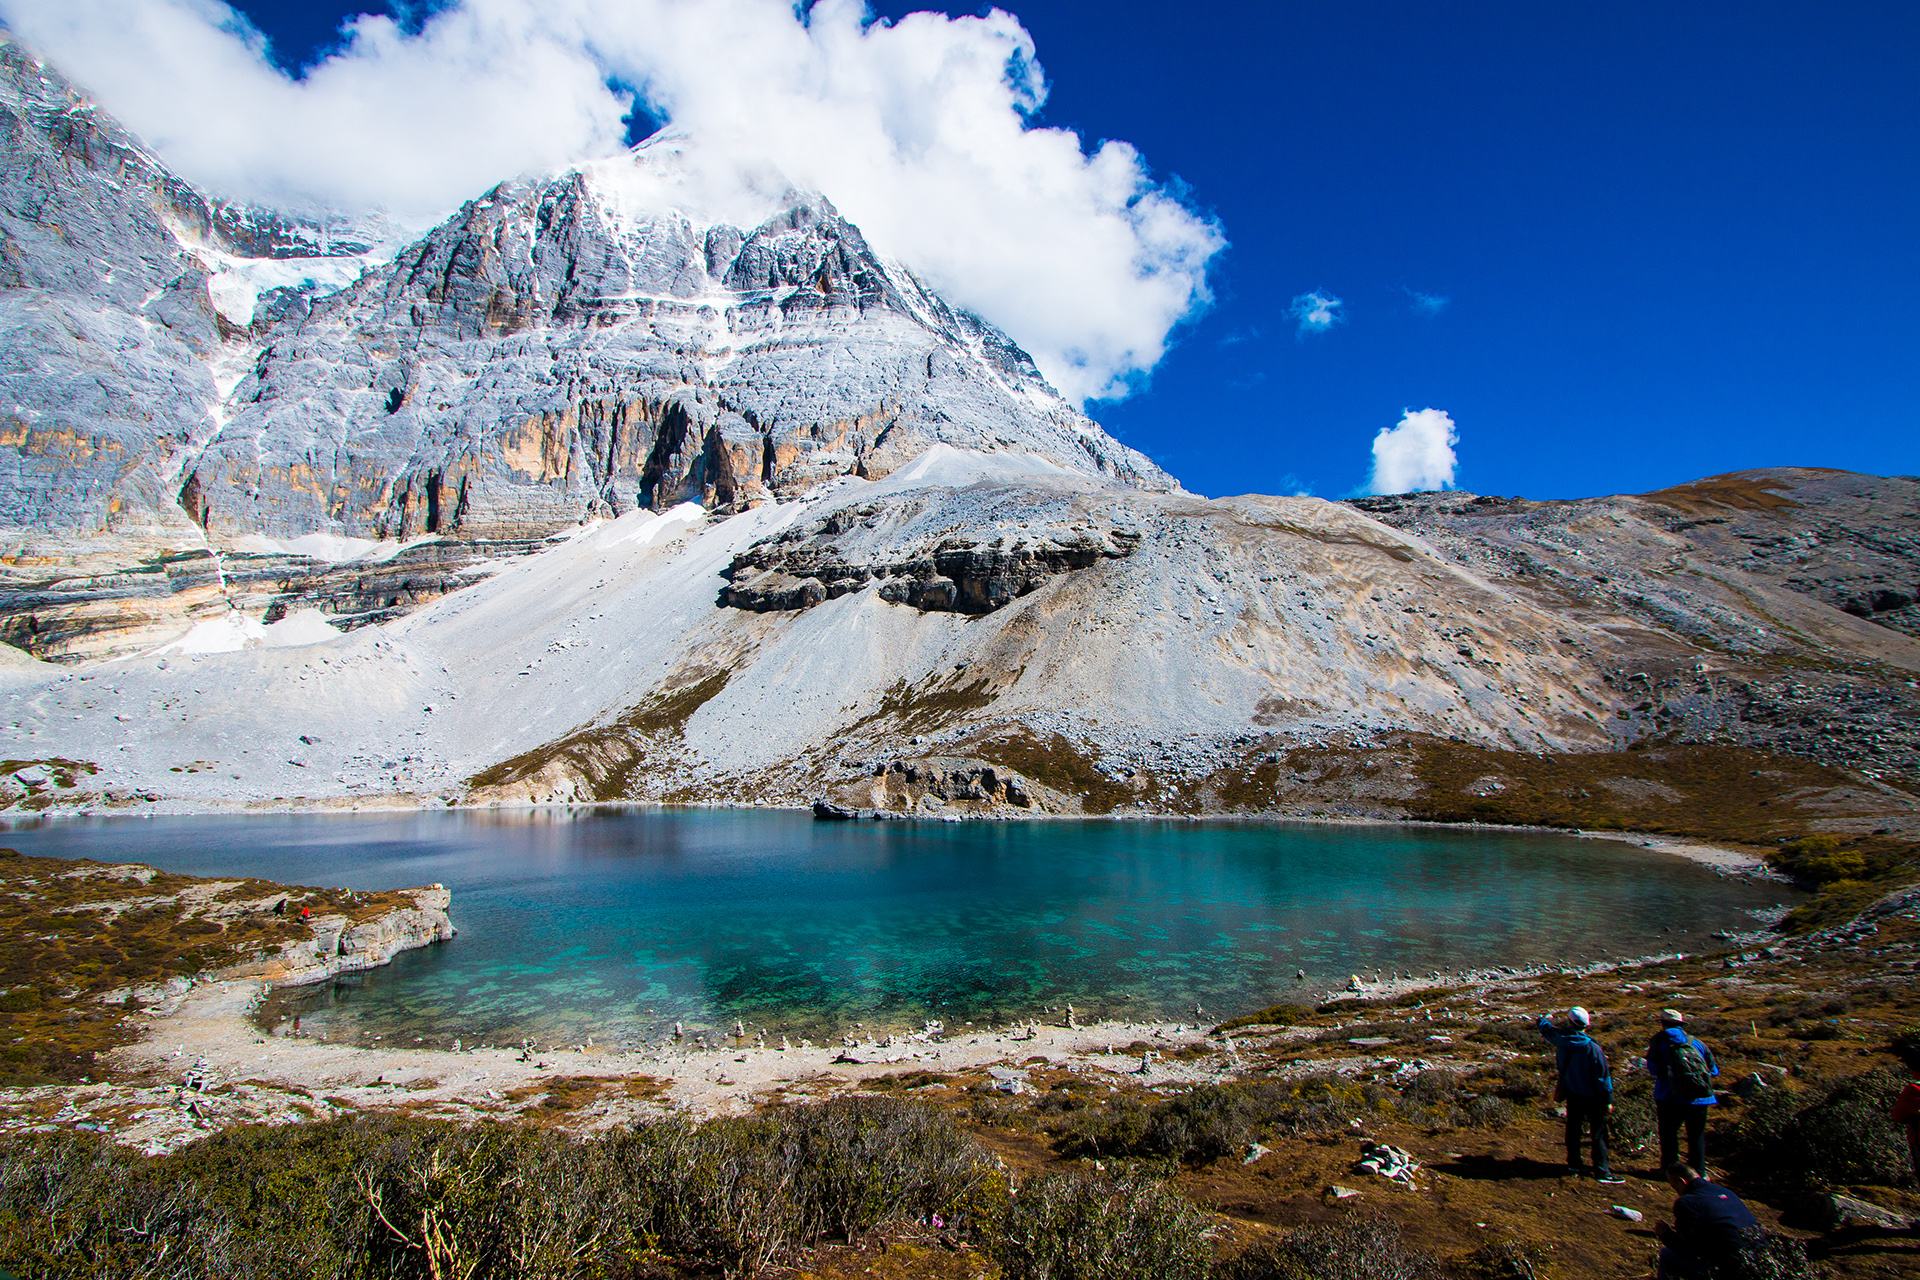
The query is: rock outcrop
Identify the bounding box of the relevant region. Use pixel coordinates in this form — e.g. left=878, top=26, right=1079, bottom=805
left=0, top=36, right=378, bottom=556
left=718, top=499, right=1140, bottom=615
left=1348, top=468, right=1920, bottom=780
left=266, top=885, right=457, bottom=987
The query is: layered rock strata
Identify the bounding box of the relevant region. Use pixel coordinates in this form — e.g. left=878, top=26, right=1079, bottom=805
left=718, top=501, right=1140, bottom=615
left=258, top=885, right=457, bottom=988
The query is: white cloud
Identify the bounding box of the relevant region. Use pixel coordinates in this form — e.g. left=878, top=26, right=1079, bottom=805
left=1289, top=289, right=1343, bottom=335
left=1366, top=408, right=1459, bottom=495
left=1406, top=289, right=1449, bottom=316
left=0, top=0, right=1224, bottom=403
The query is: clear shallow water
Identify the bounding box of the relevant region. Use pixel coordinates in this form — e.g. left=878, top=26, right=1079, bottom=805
left=0, top=808, right=1784, bottom=1046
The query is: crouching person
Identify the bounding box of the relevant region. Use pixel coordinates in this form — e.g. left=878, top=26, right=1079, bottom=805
left=1656, top=1162, right=1761, bottom=1280
left=1537, top=1005, right=1622, bottom=1183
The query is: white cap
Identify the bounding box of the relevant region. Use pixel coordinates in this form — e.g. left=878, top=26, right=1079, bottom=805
left=1568, top=1006, right=1591, bottom=1028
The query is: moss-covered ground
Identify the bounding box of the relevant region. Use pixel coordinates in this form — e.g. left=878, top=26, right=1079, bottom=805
left=0, top=848, right=413, bottom=1086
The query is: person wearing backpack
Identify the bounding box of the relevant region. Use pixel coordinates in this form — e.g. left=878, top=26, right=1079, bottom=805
left=1647, top=1009, right=1719, bottom=1177
left=1538, top=1005, right=1623, bottom=1182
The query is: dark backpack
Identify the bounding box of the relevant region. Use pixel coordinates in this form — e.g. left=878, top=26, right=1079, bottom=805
left=1666, top=1038, right=1715, bottom=1101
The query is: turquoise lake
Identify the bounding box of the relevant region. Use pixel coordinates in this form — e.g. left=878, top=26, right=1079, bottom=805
left=0, top=809, right=1785, bottom=1047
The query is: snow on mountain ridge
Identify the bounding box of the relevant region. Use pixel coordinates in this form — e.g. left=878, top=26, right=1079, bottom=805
left=177, top=148, right=1174, bottom=542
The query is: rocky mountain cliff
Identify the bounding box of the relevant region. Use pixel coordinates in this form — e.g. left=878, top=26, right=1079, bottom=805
left=188, top=149, right=1168, bottom=543
left=0, top=37, right=1165, bottom=660
left=0, top=38, right=387, bottom=551
left=0, top=38, right=1916, bottom=839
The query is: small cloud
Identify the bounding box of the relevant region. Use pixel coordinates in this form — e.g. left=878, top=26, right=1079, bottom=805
left=1405, top=289, right=1449, bottom=317
left=1288, top=289, right=1343, bottom=335
left=1215, top=325, right=1261, bottom=347
left=1365, top=407, right=1459, bottom=495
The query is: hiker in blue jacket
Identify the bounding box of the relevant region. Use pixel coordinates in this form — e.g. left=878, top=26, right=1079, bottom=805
left=1538, top=1005, right=1622, bottom=1182
left=1647, top=1009, right=1720, bottom=1177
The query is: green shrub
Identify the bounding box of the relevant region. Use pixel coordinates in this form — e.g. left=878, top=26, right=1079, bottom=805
left=1468, top=1018, right=1551, bottom=1051
left=1053, top=1076, right=1384, bottom=1165
left=788, top=1096, right=989, bottom=1244
left=1216, top=1003, right=1308, bottom=1032
left=0, top=1098, right=990, bottom=1280
left=1465, top=1239, right=1553, bottom=1280
left=1138, top=1085, right=1259, bottom=1164
left=1396, top=1069, right=1517, bottom=1131
left=1890, top=1026, right=1920, bottom=1072
left=0, top=1130, right=230, bottom=1280
left=632, top=1098, right=989, bottom=1275
left=1729, top=1067, right=1909, bottom=1195
left=1054, top=1094, right=1157, bottom=1160
left=1220, top=1215, right=1439, bottom=1280
left=1768, top=836, right=1868, bottom=886
left=987, top=1170, right=1211, bottom=1280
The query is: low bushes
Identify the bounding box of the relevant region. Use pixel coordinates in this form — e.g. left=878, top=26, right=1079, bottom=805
left=0, top=1098, right=990, bottom=1280
left=1219, top=1216, right=1438, bottom=1280
left=987, top=1169, right=1211, bottom=1280
left=1052, top=1076, right=1390, bottom=1165
left=1400, top=1069, right=1520, bottom=1131
left=1215, top=1003, right=1309, bottom=1032
left=1727, top=1066, right=1910, bottom=1197
left=1767, top=836, right=1867, bottom=887
left=1050, top=1066, right=1544, bottom=1167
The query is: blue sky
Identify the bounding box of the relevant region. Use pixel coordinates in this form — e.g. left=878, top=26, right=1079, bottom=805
left=226, top=2, right=1920, bottom=500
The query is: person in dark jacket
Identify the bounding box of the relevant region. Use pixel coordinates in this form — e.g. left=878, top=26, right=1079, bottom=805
left=1647, top=1009, right=1720, bottom=1177
left=1656, top=1162, right=1761, bottom=1279
left=1894, top=1079, right=1920, bottom=1183
left=1538, top=1005, right=1622, bottom=1182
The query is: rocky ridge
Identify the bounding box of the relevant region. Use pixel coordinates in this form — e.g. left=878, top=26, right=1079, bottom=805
left=188, top=150, right=1170, bottom=544
left=4, top=452, right=1915, bottom=837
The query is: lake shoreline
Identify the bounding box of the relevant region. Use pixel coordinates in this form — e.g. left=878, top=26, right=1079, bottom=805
left=72, top=916, right=1776, bottom=1156
left=3, top=794, right=1782, bottom=881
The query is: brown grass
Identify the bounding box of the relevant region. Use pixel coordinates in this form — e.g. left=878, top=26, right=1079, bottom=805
left=499, top=1072, right=672, bottom=1120
left=1638, top=472, right=1803, bottom=516
left=849, top=673, right=1003, bottom=737
left=466, top=668, right=733, bottom=800
left=0, top=848, right=413, bottom=1085
left=970, top=729, right=1138, bottom=815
